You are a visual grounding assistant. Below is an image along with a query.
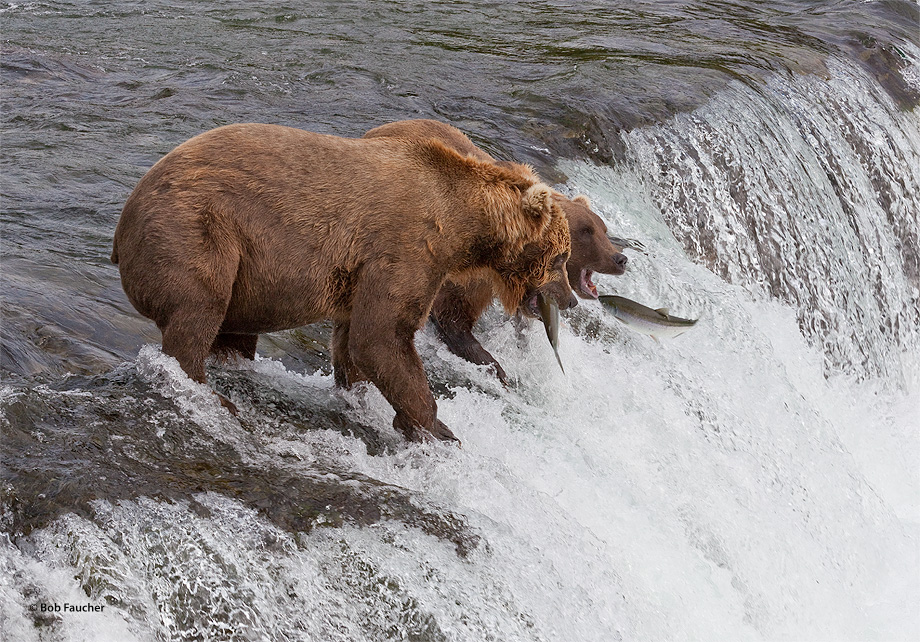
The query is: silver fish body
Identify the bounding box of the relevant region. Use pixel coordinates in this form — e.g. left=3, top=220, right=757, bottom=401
left=537, top=292, right=564, bottom=373
left=598, top=295, right=698, bottom=340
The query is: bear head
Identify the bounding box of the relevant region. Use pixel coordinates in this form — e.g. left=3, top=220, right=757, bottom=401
left=559, top=194, right=629, bottom=299
left=411, top=139, right=573, bottom=314
left=487, top=200, right=574, bottom=315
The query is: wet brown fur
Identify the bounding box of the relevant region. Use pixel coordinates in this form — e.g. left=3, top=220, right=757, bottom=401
left=363, top=119, right=626, bottom=383
left=112, top=123, right=569, bottom=441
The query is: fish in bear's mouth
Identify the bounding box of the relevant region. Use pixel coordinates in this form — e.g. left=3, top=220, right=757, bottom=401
left=525, top=267, right=596, bottom=318
left=578, top=268, right=598, bottom=299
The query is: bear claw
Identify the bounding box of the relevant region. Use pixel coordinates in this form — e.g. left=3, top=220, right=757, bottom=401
left=395, top=415, right=461, bottom=446
left=431, top=419, right=461, bottom=445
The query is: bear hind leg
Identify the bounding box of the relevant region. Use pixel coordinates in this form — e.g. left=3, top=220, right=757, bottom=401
left=160, top=299, right=237, bottom=414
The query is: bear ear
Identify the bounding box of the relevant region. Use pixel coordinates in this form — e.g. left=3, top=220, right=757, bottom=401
left=573, top=194, right=592, bottom=208
left=522, top=184, right=556, bottom=232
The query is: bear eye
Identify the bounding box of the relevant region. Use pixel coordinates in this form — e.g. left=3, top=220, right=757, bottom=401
left=580, top=226, right=594, bottom=237
left=552, top=254, right=567, bottom=269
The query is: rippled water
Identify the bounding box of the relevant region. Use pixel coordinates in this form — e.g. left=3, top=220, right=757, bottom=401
left=2, top=1, right=919, bottom=640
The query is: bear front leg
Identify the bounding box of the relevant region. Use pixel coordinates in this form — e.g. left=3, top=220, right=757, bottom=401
left=430, top=281, right=508, bottom=385
left=348, top=290, right=459, bottom=444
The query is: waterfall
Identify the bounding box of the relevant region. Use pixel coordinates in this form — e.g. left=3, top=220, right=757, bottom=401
left=616, top=52, right=920, bottom=383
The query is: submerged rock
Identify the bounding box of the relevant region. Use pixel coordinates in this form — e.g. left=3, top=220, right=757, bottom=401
left=0, top=370, right=480, bottom=558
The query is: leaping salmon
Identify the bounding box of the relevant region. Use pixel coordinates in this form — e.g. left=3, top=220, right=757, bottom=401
left=599, top=295, right=698, bottom=340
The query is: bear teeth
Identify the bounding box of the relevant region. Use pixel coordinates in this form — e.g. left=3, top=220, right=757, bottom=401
left=580, top=269, right=598, bottom=298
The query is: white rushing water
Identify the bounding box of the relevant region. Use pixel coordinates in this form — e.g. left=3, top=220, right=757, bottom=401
left=2, top=56, right=918, bottom=641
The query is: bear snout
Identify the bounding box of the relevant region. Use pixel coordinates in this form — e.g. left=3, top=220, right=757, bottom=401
left=562, top=291, right=578, bottom=310
left=609, top=251, right=628, bottom=275
left=600, top=250, right=629, bottom=276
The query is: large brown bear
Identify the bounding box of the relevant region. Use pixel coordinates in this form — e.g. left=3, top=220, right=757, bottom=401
left=364, top=119, right=628, bottom=384
left=112, top=123, right=572, bottom=443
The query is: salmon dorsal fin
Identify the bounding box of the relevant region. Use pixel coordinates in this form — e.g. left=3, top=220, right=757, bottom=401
left=655, top=307, right=670, bottom=317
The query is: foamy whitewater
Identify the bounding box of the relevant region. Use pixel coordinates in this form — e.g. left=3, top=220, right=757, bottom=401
left=2, top=42, right=919, bottom=642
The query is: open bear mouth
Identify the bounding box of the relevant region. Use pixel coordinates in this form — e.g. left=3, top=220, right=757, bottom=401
left=578, top=268, right=598, bottom=299
left=524, top=293, right=542, bottom=318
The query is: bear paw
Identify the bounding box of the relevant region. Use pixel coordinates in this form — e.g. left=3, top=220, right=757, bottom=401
left=394, top=414, right=461, bottom=446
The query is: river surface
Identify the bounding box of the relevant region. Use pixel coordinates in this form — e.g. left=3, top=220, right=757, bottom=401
left=2, top=1, right=919, bottom=640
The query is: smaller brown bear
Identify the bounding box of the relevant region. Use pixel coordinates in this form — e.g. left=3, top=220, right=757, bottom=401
left=363, top=119, right=628, bottom=384
left=112, top=124, right=572, bottom=443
